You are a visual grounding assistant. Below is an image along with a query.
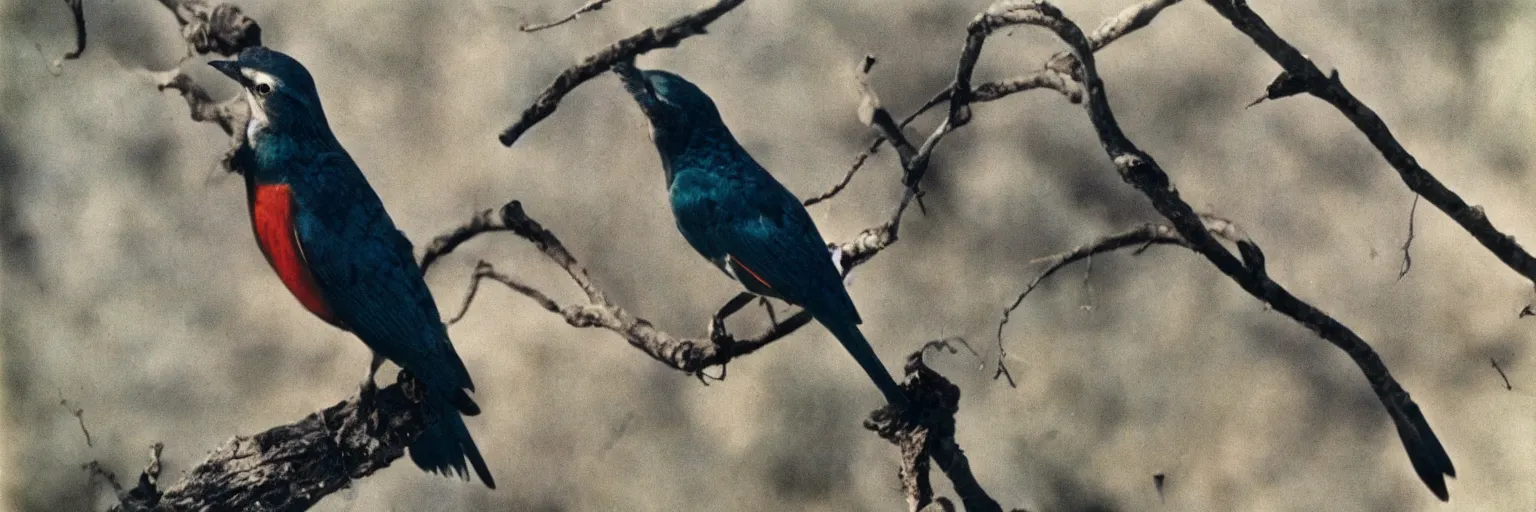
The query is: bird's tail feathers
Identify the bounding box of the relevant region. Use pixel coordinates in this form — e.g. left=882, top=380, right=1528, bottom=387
left=814, top=312, right=907, bottom=408
left=451, top=388, right=480, bottom=416
left=409, top=399, right=496, bottom=489
left=431, top=334, right=476, bottom=392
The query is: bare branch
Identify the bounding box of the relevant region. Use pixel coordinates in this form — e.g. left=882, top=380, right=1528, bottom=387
left=111, top=373, right=441, bottom=511
left=39, top=0, right=87, bottom=75
left=145, top=0, right=262, bottom=172
left=1046, top=0, right=1185, bottom=76
left=1209, top=0, right=1536, bottom=287
left=152, top=71, right=243, bottom=136
left=157, top=0, right=263, bottom=57
left=520, top=0, right=620, bottom=32
left=419, top=208, right=509, bottom=275
left=994, top=216, right=1244, bottom=384
left=497, top=0, right=747, bottom=146
left=1004, top=0, right=1453, bottom=500
left=921, top=336, right=982, bottom=365
left=1089, top=0, right=1184, bottom=49
left=801, top=148, right=874, bottom=207
left=63, top=0, right=87, bottom=58
left=446, top=260, right=492, bottom=325
left=996, top=223, right=1186, bottom=385
left=854, top=55, right=919, bottom=171
left=807, top=0, right=1174, bottom=208
left=865, top=347, right=1001, bottom=512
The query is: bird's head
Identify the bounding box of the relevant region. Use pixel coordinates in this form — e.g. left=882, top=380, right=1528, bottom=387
left=209, top=47, right=328, bottom=145
left=614, top=63, right=730, bottom=153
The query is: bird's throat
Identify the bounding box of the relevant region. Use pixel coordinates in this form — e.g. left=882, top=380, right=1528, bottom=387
left=243, top=91, right=270, bottom=144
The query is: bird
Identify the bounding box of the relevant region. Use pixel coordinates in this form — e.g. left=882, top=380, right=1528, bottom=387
left=613, top=62, right=908, bottom=409
left=209, top=47, right=494, bottom=488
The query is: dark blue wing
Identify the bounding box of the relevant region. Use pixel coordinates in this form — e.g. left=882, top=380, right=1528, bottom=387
left=673, top=160, right=860, bottom=324
left=290, top=152, right=474, bottom=394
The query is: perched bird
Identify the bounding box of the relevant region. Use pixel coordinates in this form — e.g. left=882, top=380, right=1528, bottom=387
left=210, top=47, right=494, bottom=488
left=614, top=63, right=907, bottom=408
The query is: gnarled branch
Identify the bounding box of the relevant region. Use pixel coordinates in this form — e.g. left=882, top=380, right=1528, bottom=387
left=805, top=0, right=1177, bottom=207
left=111, top=373, right=438, bottom=511
left=997, top=0, right=1453, bottom=500
left=866, top=342, right=1001, bottom=512
left=1213, top=0, right=1536, bottom=286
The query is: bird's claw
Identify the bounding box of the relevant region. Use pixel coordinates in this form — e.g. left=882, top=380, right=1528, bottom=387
left=755, top=297, right=779, bottom=327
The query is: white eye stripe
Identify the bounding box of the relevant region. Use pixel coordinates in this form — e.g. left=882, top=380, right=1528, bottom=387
left=240, top=69, right=279, bottom=89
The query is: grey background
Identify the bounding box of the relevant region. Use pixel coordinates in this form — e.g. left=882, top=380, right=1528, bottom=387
left=3, top=0, right=1534, bottom=510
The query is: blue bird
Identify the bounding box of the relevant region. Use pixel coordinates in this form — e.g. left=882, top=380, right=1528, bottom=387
left=209, top=47, right=494, bottom=488
left=614, top=63, right=908, bottom=408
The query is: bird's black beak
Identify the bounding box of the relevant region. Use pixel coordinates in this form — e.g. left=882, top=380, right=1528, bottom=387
left=613, top=61, right=659, bottom=118
left=208, top=60, right=251, bottom=86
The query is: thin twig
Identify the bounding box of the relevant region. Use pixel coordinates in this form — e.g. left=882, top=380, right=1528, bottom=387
left=920, top=336, right=982, bottom=365
left=802, top=149, right=875, bottom=206
left=996, top=223, right=1188, bottom=385
left=498, top=0, right=747, bottom=146
left=993, top=215, right=1247, bottom=385
left=1492, top=358, right=1513, bottom=391
left=520, top=0, right=619, bottom=32
left=447, top=261, right=493, bottom=325
left=419, top=208, right=509, bottom=275
left=1399, top=194, right=1419, bottom=280
left=59, top=396, right=92, bottom=447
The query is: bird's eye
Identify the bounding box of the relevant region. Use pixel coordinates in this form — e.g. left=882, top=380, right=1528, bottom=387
left=254, top=83, right=273, bottom=96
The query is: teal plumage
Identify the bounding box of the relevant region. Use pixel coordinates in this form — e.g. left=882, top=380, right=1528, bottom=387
left=211, top=47, right=494, bottom=488
left=616, top=64, right=907, bottom=408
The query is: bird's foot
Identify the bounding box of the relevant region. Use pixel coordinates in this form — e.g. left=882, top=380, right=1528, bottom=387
left=757, top=297, right=779, bottom=328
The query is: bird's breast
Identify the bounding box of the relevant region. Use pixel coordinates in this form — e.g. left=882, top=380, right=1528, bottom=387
left=250, top=183, right=339, bottom=326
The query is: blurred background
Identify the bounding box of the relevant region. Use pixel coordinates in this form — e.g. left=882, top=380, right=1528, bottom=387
left=3, top=0, right=1534, bottom=510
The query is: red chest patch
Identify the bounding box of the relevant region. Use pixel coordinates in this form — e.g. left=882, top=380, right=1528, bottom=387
left=251, top=184, right=338, bottom=325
